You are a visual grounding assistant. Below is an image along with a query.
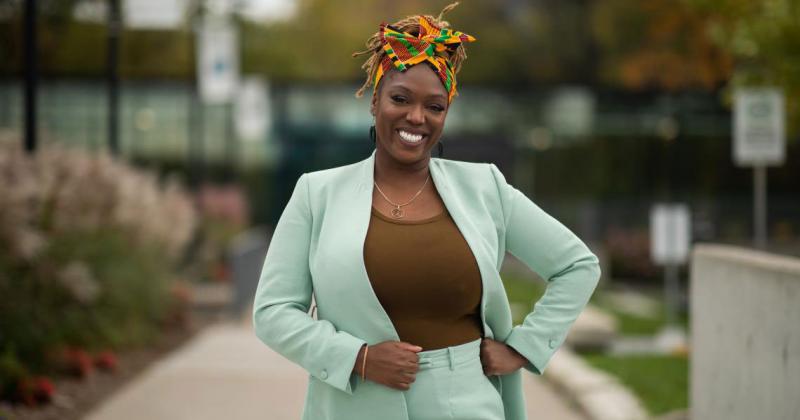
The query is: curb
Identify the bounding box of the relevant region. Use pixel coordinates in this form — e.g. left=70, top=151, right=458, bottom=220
left=544, top=348, right=650, bottom=420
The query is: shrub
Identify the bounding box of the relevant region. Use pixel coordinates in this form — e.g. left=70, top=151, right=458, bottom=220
left=0, top=137, right=197, bottom=402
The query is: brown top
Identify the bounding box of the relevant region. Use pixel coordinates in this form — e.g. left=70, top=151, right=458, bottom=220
left=363, top=205, right=484, bottom=350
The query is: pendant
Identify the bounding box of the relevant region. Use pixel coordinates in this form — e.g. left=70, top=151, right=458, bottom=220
left=391, top=206, right=404, bottom=218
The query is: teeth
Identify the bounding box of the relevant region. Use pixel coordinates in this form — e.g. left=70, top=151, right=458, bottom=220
left=398, top=130, right=424, bottom=143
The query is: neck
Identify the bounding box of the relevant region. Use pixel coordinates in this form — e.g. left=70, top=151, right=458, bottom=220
left=373, top=147, right=431, bottom=190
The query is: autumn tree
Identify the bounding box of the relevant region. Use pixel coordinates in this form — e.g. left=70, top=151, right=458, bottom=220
left=590, top=0, right=734, bottom=91
left=684, top=0, right=800, bottom=136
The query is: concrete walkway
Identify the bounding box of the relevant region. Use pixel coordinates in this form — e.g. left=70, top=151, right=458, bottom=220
left=83, top=316, right=587, bottom=420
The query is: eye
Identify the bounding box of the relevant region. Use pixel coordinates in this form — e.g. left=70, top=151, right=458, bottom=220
left=390, top=95, right=408, bottom=104
left=428, top=104, right=446, bottom=113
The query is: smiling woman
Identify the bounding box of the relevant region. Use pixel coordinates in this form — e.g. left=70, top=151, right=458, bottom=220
left=371, top=65, right=448, bottom=164
left=252, top=2, right=602, bottom=420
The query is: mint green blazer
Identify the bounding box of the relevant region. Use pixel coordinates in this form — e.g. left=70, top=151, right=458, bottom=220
left=252, top=149, right=601, bottom=420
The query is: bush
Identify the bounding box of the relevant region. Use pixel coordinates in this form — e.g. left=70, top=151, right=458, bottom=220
left=0, top=137, right=197, bottom=401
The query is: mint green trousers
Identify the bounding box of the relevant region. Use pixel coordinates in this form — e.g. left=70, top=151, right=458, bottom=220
left=403, top=338, right=506, bottom=420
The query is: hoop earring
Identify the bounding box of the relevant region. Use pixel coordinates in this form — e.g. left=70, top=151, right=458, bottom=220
left=437, top=141, right=444, bottom=158
left=369, top=125, right=376, bottom=143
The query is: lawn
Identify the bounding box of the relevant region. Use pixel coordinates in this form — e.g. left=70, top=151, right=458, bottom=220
left=500, top=272, right=545, bottom=325
left=500, top=272, right=690, bottom=417
left=583, top=354, right=689, bottom=416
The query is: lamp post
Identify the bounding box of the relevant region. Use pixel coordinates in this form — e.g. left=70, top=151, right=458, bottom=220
left=23, top=0, right=37, bottom=154
left=107, top=0, right=121, bottom=156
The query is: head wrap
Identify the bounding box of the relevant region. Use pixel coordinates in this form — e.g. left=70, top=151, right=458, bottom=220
left=373, top=15, right=476, bottom=103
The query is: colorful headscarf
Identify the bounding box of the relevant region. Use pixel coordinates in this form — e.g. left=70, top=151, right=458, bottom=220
left=374, top=15, right=476, bottom=103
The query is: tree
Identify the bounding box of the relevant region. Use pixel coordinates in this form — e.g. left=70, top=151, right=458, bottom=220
left=684, top=0, right=800, bottom=137
left=590, top=0, right=733, bottom=91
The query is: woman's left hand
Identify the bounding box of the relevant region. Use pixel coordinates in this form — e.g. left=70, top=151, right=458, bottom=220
left=479, top=338, right=529, bottom=376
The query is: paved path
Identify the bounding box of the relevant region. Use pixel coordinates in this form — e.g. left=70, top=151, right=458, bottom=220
left=83, top=316, right=586, bottom=420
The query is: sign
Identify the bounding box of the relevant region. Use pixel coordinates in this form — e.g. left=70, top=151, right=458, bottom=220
left=650, top=204, right=691, bottom=265
left=234, top=77, right=271, bottom=141
left=197, top=18, right=239, bottom=104
left=734, top=88, right=785, bottom=166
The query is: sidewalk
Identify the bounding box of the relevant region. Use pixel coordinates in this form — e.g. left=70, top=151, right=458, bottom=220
left=83, top=315, right=587, bottom=420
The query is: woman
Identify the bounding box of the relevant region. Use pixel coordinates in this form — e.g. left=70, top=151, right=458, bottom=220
left=252, top=4, right=601, bottom=420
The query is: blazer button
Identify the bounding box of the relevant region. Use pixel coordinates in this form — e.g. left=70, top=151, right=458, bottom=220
left=548, top=338, right=558, bottom=349
left=320, top=369, right=328, bottom=380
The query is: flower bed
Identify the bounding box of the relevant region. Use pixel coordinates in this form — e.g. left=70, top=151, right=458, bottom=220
left=0, top=138, right=197, bottom=409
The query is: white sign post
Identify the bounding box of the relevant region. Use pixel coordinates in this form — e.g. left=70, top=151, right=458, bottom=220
left=196, top=17, right=239, bottom=105
left=734, top=88, right=786, bottom=249
left=650, top=203, right=691, bottom=352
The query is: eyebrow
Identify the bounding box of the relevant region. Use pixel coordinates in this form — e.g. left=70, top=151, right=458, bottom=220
left=389, top=84, right=447, bottom=101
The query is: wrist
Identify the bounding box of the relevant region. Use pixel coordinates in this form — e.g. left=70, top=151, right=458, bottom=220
left=507, top=344, right=528, bottom=367
left=354, top=344, right=367, bottom=375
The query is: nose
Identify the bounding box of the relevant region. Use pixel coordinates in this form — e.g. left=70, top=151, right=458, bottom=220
left=405, top=104, right=424, bottom=125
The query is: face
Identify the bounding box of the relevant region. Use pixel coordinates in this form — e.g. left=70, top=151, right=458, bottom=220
left=371, top=64, right=449, bottom=166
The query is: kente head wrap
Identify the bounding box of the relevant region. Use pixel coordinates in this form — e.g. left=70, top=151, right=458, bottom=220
left=373, top=15, right=476, bottom=103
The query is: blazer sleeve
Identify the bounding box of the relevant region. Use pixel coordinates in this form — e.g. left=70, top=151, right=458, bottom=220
left=252, top=173, right=367, bottom=395
left=488, top=164, right=601, bottom=375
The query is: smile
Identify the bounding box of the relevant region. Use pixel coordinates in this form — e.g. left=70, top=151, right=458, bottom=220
left=397, top=129, right=426, bottom=145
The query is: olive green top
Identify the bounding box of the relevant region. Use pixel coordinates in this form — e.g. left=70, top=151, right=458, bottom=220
left=363, top=205, right=484, bottom=350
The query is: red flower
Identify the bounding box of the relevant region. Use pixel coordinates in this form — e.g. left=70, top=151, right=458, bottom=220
left=15, top=376, right=55, bottom=406
left=33, top=376, right=55, bottom=403
left=65, top=348, right=94, bottom=378
left=94, top=350, right=119, bottom=372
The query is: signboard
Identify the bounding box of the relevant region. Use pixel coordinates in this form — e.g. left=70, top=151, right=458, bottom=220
left=733, top=88, right=785, bottom=166
left=235, top=77, right=271, bottom=141
left=123, top=0, right=186, bottom=29
left=650, top=204, right=691, bottom=265
left=197, top=18, right=239, bottom=104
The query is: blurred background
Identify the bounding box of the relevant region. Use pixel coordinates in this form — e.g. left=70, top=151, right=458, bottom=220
left=0, top=0, right=798, bottom=419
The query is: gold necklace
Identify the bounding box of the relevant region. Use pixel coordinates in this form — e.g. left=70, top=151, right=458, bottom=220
left=374, top=174, right=430, bottom=219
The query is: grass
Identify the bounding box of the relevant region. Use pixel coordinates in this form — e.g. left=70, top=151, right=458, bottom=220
left=499, top=272, right=690, bottom=417
left=500, top=272, right=545, bottom=325
left=501, top=271, right=690, bottom=334
left=583, top=354, right=689, bottom=416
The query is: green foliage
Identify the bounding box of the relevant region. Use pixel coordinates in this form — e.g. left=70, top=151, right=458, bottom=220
left=0, top=228, right=175, bottom=373
left=121, top=28, right=193, bottom=79
left=583, top=354, right=689, bottom=416
left=0, top=140, right=197, bottom=389
left=0, top=348, right=29, bottom=402
left=684, top=0, right=800, bottom=136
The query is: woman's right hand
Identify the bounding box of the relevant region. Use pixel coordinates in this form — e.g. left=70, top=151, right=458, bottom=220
left=354, top=341, right=422, bottom=391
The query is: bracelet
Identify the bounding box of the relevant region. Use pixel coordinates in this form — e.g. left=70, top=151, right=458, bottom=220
left=361, top=345, right=369, bottom=382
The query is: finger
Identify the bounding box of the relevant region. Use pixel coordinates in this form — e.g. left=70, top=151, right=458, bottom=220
left=399, top=342, right=423, bottom=352
left=401, top=359, right=418, bottom=370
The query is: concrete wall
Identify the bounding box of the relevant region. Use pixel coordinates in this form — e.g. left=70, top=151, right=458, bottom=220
left=690, top=244, right=800, bottom=420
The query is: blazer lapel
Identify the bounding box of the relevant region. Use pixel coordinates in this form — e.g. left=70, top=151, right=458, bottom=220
left=346, top=150, right=496, bottom=343
left=347, top=150, right=402, bottom=342
left=429, top=159, right=496, bottom=340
